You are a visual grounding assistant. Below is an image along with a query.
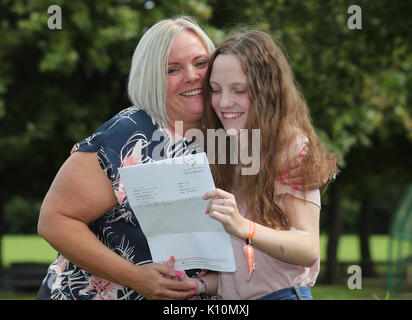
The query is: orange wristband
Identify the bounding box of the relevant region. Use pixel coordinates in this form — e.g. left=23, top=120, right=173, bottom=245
left=243, top=221, right=256, bottom=280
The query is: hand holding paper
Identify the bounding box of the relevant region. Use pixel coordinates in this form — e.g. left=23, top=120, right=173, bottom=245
left=118, top=153, right=236, bottom=272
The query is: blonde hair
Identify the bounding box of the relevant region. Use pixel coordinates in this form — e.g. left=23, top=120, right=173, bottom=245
left=127, top=16, right=215, bottom=126
left=203, top=30, right=339, bottom=229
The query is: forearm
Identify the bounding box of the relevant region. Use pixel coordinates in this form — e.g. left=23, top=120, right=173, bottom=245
left=192, top=271, right=218, bottom=296
left=202, top=271, right=218, bottom=296
left=204, top=189, right=320, bottom=268
left=37, top=152, right=197, bottom=300
left=251, top=223, right=319, bottom=267
left=38, top=209, right=138, bottom=287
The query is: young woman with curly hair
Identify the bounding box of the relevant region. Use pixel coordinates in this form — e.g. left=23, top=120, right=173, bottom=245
left=185, top=30, right=339, bottom=300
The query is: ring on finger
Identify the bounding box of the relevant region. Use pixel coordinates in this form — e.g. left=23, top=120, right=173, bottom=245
left=219, top=198, right=225, bottom=206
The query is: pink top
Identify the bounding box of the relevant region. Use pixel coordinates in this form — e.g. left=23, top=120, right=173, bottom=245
left=217, top=134, right=321, bottom=300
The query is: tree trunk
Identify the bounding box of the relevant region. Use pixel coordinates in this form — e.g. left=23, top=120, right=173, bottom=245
left=325, top=181, right=343, bottom=284
left=359, top=196, right=376, bottom=277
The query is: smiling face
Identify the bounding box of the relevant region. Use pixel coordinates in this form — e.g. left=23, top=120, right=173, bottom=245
left=209, top=53, right=251, bottom=135
left=166, top=30, right=209, bottom=133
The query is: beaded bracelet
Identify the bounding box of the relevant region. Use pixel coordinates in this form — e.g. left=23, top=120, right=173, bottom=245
left=198, top=277, right=207, bottom=295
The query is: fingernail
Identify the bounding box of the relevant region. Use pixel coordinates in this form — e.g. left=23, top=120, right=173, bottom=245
left=281, top=168, right=288, bottom=173
left=281, top=179, right=287, bottom=185
left=205, top=209, right=208, bottom=214
left=191, top=291, right=196, bottom=296
left=299, top=149, right=307, bottom=156
left=292, top=185, right=300, bottom=190
left=174, top=271, right=183, bottom=277
left=191, top=286, right=196, bottom=290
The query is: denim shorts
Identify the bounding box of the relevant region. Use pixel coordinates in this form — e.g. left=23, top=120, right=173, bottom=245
left=256, top=286, right=313, bottom=300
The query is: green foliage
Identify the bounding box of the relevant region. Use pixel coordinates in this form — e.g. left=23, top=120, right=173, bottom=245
left=0, top=0, right=411, bottom=234
left=3, top=196, right=40, bottom=234
left=0, top=0, right=219, bottom=234
left=208, top=0, right=412, bottom=234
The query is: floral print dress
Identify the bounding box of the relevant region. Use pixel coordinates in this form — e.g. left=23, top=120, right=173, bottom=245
left=38, top=106, right=200, bottom=300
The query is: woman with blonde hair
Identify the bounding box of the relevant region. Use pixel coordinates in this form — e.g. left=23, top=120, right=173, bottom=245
left=187, top=30, right=339, bottom=300
left=36, top=16, right=215, bottom=300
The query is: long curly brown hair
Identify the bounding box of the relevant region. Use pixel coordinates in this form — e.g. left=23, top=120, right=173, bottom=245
left=202, top=30, right=339, bottom=230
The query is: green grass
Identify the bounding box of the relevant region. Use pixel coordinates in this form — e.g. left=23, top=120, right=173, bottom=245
left=0, top=290, right=37, bottom=300
left=1, top=234, right=393, bottom=267
left=2, top=233, right=409, bottom=300
left=1, top=234, right=57, bottom=268
left=1, top=233, right=391, bottom=268
left=0, top=284, right=389, bottom=301
left=319, top=234, right=390, bottom=263
left=311, top=284, right=385, bottom=300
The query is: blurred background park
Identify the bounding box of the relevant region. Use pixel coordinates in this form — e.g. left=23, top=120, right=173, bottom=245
left=1, top=0, right=412, bottom=300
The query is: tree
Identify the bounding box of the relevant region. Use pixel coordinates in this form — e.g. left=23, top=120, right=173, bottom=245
left=204, top=0, right=412, bottom=282
left=1, top=1, right=411, bottom=285
left=0, top=0, right=217, bottom=268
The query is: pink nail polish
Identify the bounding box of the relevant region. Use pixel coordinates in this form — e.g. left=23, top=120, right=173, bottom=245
left=191, top=291, right=196, bottom=296
left=292, top=185, right=300, bottom=190
left=175, top=271, right=183, bottom=277
left=191, top=286, right=196, bottom=290
left=299, top=149, right=307, bottom=156
left=281, top=168, right=288, bottom=173
left=281, top=179, right=287, bottom=185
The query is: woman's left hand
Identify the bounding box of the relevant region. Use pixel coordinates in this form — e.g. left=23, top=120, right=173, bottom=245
left=203, top=188, right=249, bottom=239
left=277, top=147, right=328, bottom=192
